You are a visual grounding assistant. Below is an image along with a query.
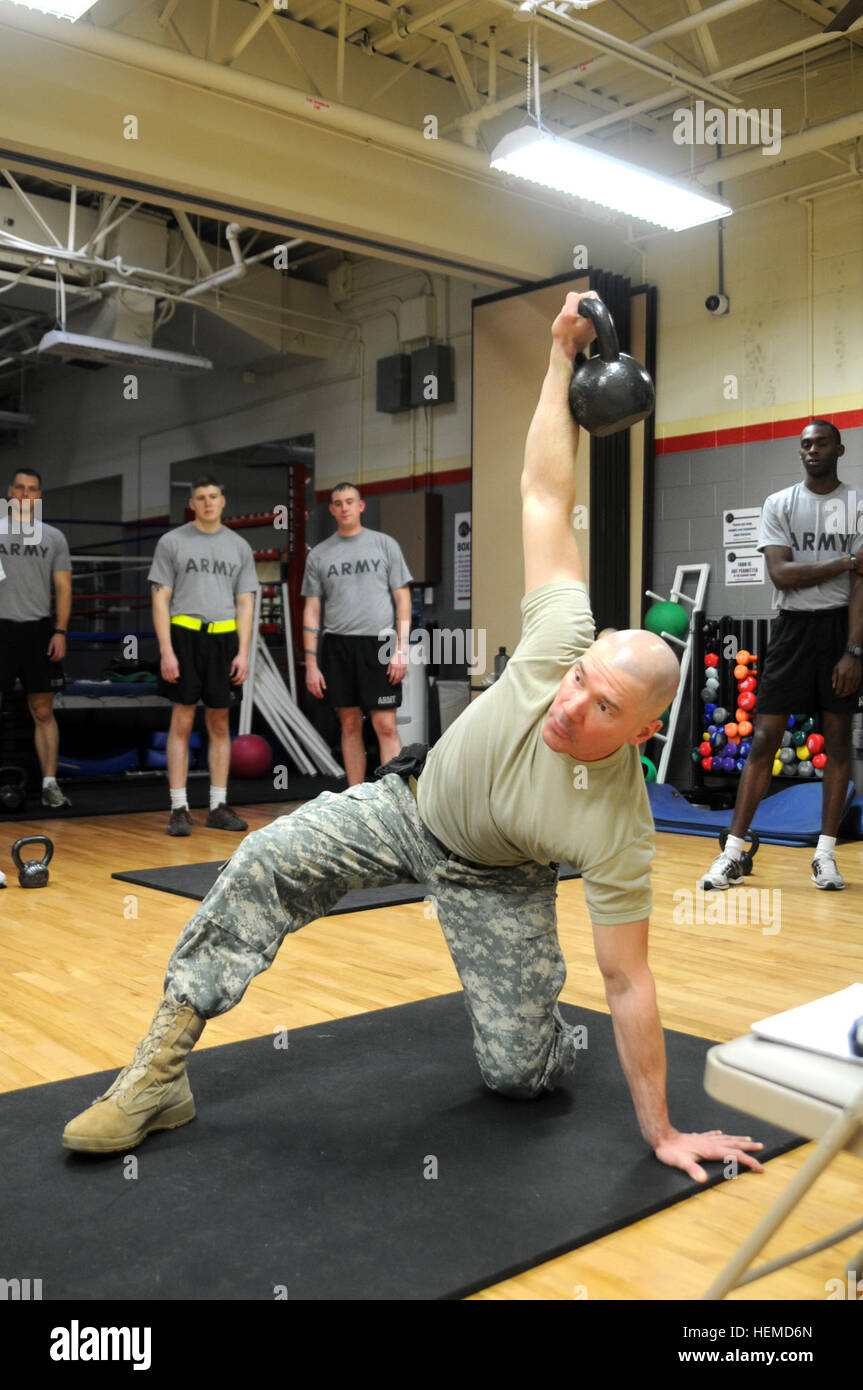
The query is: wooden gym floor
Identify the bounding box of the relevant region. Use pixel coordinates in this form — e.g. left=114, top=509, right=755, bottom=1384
left=0, top=799, right=860, bottom=1301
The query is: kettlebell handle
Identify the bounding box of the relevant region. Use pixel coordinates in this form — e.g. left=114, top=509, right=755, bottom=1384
left=11, top=835, right=54, bottom=869
left=575, top=296, right=620, bottom=364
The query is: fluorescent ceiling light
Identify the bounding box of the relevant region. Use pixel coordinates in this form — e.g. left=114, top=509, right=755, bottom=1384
left=490, top=128, right=732, bottom=231
left=0, top=410, right=35, bottom=427
left=4, top=0, right=98, bottom=19
left=38, top=330, right=214, bottom=373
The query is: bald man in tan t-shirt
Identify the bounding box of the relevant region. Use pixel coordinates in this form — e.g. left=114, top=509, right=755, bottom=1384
left=63, top=294, right=764, bottom=1189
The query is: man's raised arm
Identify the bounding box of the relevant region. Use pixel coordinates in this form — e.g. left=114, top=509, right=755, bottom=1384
left=520, top=291, right=597, bottom=596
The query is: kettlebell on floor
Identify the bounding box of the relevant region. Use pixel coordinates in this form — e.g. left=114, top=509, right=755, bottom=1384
left=12, top=836, right=53, bottom=888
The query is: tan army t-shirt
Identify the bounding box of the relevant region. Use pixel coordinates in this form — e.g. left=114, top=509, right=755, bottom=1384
left=416, top=581, right=655, bottom=926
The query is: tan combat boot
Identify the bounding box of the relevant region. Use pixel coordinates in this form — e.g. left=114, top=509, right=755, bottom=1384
left=62, top=994, right=206, bottom=1153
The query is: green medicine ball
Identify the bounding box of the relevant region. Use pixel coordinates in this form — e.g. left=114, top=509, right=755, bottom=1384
left=644, top=601, right=689, bottom=641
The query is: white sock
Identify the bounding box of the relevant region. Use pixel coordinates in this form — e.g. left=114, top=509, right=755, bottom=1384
left=724, top=834, right=745, bottom=860
left=42, top=776, right=57, bottom=788
left=210, top=786, right=227, bottom=810
left=815, top=835, right=837, bottom=859
left=170, top=788, right=188, bottom=810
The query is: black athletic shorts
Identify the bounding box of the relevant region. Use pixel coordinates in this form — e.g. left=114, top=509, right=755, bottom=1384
left=0, top=617, right=65, bottom=695
left=159, top=624, right=240, bottom=707
left=757, top=607, right=861, bottom=716
left=320, top=632, right=403, bottom=712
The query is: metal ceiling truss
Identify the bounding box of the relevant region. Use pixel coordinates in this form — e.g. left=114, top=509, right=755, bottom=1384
left=0, top=171, right=354, bottom=360
left=2, top=0, right=862, bottom=251
left=75, top=0, right=863, bottom=168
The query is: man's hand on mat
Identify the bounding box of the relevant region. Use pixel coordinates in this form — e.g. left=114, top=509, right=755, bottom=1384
left=654, top=1129, right=765, bottom=1183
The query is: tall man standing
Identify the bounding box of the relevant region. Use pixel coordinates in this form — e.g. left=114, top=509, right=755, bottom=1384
left=302, top=483, right=412, bottom=785
left=0, top=469, right=72, bottom=808
left=149, top=477, right=259, bottom=836
left=701, top=420, right=863, bottom=892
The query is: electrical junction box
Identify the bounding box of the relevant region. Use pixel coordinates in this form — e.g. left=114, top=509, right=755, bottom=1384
left=398, top=295, right=436, bottom=343
left=376, top=353, right=411, bottom=414
left=410, top=345, right=454, bottom=408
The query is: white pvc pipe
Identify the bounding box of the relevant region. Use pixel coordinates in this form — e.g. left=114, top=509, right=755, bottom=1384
left=255, top=645, right=342, bottom=772
left=281, top=580, right=297, bottom=703
left=698, top=110, right=863, bottom=185
left=239, top=588, right=261, bottom=736
left=255, top=665, right=339, bottom=776
left=180, top=222, right=248, bottom=301
left=254, top=681, right=316, bottom=775
left=253, top=638, right=343, bottom=774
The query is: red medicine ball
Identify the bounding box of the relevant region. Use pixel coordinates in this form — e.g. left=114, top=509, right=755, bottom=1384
left=230, top=734, right=273, bottom=779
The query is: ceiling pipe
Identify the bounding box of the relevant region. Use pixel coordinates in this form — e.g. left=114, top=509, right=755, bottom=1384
left=482, top=0, right=742, bottom=105
left=454, top=0, right=763, bottom=136
left=373, top=0, right=478, bottom=55
left=0, top=312, right=44, bottom=340
left=0, top=8, right=493, bottom=182
left=559, top=13, right=863, bottom=143
left=179, top=221, right=248, bottom=300
left=0, top=228, right=197, bottom=287
left=697, top=110, right=863, bottom=183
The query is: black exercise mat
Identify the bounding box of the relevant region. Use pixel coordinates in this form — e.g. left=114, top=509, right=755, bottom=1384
left=112, top=860, right=581, bottom=910
left=2, top=995, right=801, bottom=1301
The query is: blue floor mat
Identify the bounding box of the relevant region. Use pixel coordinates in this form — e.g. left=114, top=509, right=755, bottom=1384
left=648, top=782, right=855, bottom=847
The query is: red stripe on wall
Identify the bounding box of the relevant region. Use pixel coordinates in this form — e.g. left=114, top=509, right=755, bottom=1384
left=657, top=408, right=863, bottom=455
left=315, top=466, right=471, bottom=503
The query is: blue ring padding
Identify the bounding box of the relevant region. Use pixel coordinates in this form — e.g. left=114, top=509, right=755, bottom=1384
left=57, top=750, right=139, bottom=775
left=149, top=732, right=201, bottom=750
left=63, top=680, right=158, bottom=697
left=65, top=632, right=156, bottom=641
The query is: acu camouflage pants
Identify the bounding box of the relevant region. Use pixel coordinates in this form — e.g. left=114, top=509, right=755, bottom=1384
left=165, top=774, right=578, bottom=1099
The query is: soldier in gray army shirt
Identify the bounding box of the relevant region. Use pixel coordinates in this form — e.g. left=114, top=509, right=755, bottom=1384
left=0, top=469, right=73, bottom=808
left=303, top=482, right=412, bottom=785
left=63, top=296, right=765, bottom=1188
left=149, top=476, right=259, bottom=836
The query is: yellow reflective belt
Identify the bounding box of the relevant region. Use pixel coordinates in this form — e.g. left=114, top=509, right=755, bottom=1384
left=171, top=615, right=237, bottom=634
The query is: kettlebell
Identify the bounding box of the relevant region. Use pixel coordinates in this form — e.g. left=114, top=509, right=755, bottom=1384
left=12, top=835, right=53, bottom=888
left=0, top=766, right=27, bottom=812
left=568, top=297, right=655, bottom=437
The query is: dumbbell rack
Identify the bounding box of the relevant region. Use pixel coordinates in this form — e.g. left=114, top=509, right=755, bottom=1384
left=645, top=563, right=710, bottom=783
left=690, top=613, right=825, bottom=798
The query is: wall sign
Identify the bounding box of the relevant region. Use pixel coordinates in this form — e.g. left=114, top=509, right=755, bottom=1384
left=723, top=507, right=762, bottom=547
left=454, top=512, right=471, bottom=611
left=725, top=550, right=765, bottom=585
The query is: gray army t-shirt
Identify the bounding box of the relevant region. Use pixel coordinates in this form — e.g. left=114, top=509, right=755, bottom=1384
left=758, top=481, right=863, bottom=611
left=0, top=519, right=71, bottom=622
left=301, top=528, right=412, bottom=636
left=148, top=523, right=259, bottom=621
